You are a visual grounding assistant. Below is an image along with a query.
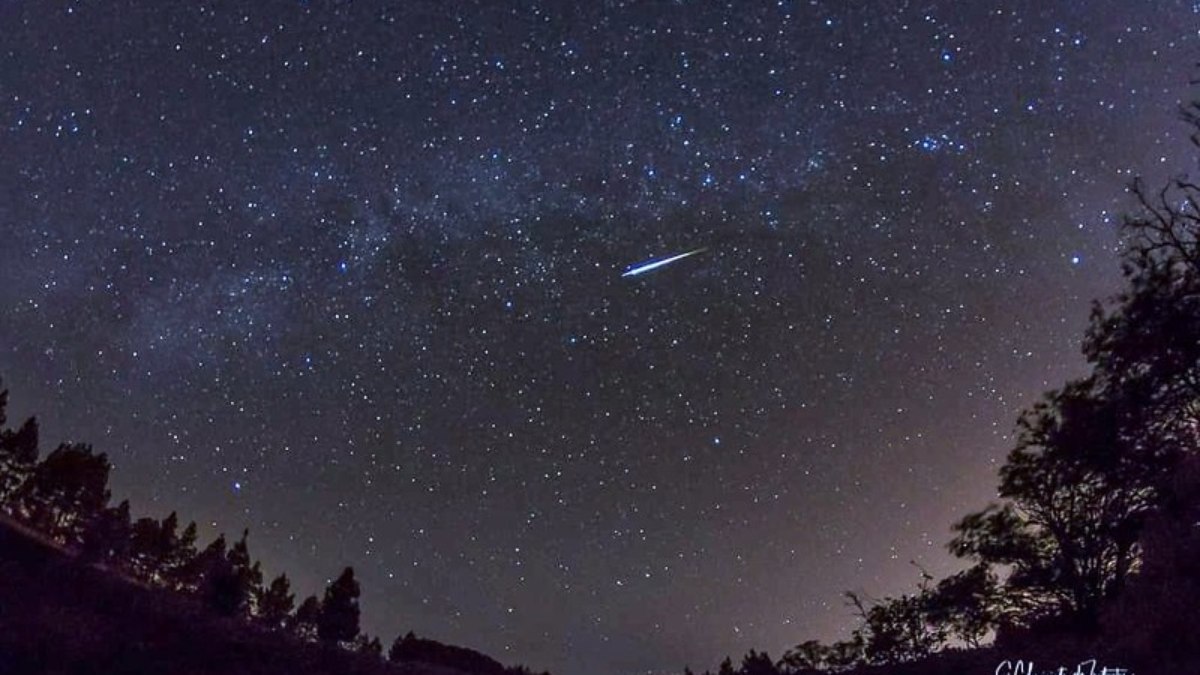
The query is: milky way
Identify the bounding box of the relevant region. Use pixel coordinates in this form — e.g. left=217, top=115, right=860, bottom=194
left=1, top=2, right=1197, bottom=674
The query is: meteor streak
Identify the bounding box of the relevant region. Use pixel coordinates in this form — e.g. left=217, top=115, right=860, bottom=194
left=621, top=247, right=708, bottom=277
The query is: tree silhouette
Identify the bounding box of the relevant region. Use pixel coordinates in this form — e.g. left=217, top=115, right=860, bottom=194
left=924, top=563, right=1003, bottom=648
left=185, top=533, right=254, bottom=615
left=1102, top=454, right=1200, bottom=662
left=129, top=512, right=192, bottom=583
left=293, top=594, right=321, bottom=641
left=949, top=376, right=1157, bottom=628
left=846, top=577, right=946, bottom=666
left=1085, top=175, right=1200, bottom=467
left=317, top=566, right=361, bottom=645
left=388, top=631, right=418, bottom=664
left=14, top=443, right=110, bottom=543
left=80, top=498, right=132, bottom=564
left=168, top=520, right=199, bottom=585
left=130, top=516, right=165, bottom=580
left=257, top=573, right=296, bottom=629
left=228, top=529, right=264, bottom=613
left=0, top=411, right=39, bottom=505
left=357, top=635, right=384, bottom=659
left=739, top=650, right=778, bottom=675
left=938, top=96, right=1200, bottom=647
left=822, top=636, right=864, bottom=672
left=778, top=640, right=827, bottom=673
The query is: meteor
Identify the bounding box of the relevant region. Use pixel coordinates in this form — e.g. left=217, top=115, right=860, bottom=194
left=620, top=247, right=708, bottom=278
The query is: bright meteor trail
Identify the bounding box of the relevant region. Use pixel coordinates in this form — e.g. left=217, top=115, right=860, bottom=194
left=621, top=247, right=709, bottom=277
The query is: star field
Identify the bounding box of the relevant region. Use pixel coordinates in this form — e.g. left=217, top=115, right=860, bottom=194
left=1, top=2, right=1198, bottom=674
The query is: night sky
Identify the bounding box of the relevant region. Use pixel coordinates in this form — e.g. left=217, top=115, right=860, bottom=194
left=1, top=2, right=1198, bottom=674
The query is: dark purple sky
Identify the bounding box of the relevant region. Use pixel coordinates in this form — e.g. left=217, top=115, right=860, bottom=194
left=1, top=2, right=1197, bottom=674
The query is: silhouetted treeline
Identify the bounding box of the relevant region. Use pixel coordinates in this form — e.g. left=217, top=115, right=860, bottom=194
left=0, top=387, right=543, bottom=675
left=681, top=102, right=1200, bottom=675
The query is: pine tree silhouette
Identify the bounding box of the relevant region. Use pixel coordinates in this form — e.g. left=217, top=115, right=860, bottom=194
left=739, top=650, right=778, bottom=675
left=317, top=566, right=361, bottom=645
left=388, top=631, right=418, bottom=663
left=14, top=443, right=110, bottom=543
left=159, top=519, right=199, bottom=588
left=129, top=512, right=181, bottom=583
left=228, top=529, right=264, bottom=614
left=257, top=573, right=296, bottom=629
left=0, top=414, right=39, bottom=504
left=187, top=533, right=251, bottom=615
left=294, top=594, right=321, bottom=641
left=80, top=498, right=132, bottom=564
left=357, top=634, right=384, bottom=659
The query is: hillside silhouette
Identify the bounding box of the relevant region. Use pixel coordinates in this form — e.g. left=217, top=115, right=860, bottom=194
left=0, top=508, right=545, bottom=675
left=0, top=391, right=546, bottom=675
left=0, top=512, right=376, bottom=675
